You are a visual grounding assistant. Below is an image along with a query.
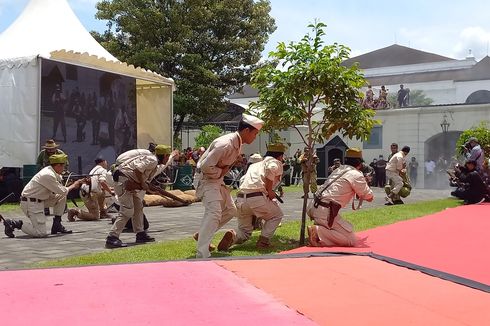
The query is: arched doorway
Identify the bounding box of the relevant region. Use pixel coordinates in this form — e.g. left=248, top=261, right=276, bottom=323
left=424, top=130, right=462, bottom=188
left=316, top=135, right=348, bottom=183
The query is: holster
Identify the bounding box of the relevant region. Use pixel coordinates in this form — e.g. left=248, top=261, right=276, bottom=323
left=313, top=196, right=341, bottom=228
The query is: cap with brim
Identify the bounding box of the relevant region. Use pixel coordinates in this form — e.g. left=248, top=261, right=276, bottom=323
left=468, top=137, right=478, bottom=142
left=43, top=139, right=59, bottom=149
left=242, top=114, right=264, bottom=131
left=267, top=143, right=287, bottom=153
left=155, top=144, right=172, bottom=155
left=345, top=148, right=363, bottom=159
left=465, top=159, right=477, bottom=165
left=49, top=153, right=68, bottom=164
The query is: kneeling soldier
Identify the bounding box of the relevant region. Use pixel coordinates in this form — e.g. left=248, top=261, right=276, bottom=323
left=67, top=157, right=113, bottom=221
left=2, top=154, right=83, bottom=238
left=218, top=143, right=286, bottom=251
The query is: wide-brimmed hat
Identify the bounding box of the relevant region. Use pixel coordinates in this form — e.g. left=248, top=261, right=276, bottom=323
left=43, top=139, right=59, bottom=149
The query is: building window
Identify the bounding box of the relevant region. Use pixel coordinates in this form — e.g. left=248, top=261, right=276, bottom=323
left=363, top=125, right=382, bottom=149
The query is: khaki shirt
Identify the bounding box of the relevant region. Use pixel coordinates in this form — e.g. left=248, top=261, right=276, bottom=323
left=118, top=153, right=158, bottom=183
left=36, top=149, right=68, bottom=170
left=22, top=166, right=68, bottom=200
left=83, top=164, right=108, bottom=193
left=299, top=153, right=319, bottom=173
left=240, top=156, right=283, bottom=193
left=386, top=151, right=406, bottom=173
left=317, top=165, right=373, bottom=207
left=196, top=132, right=242, bottom=182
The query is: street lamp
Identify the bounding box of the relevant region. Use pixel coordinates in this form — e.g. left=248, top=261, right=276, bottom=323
left=440, top=114, right=450, bottom=133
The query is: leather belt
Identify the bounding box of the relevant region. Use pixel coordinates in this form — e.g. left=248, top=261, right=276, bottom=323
left=21, top=196, right=42, bottom=203
left=237, top=192, right=263, bottom=198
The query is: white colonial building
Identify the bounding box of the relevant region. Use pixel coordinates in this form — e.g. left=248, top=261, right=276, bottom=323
left=184, top=45, right=490, bottom=188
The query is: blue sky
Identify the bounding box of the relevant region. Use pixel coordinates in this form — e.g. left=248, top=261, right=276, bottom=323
left=2, top=0, right=490, bottom=60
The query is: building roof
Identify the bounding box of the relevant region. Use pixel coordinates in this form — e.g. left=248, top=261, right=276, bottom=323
left=228, top=85, right=259, bottom=99
left=0, top=0, right=117, bottom=61
left=343, top=44, right=455, bottom=69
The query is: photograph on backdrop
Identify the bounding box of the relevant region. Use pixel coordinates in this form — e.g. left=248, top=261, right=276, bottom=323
left=40, top=60, right=137, bottom=174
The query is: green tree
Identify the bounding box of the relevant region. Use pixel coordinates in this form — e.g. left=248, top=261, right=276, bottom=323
left=93, top=0, right=276, bottom=138
left=251, top=22, right=377, bottom=245
left=388, top=89, right=434, bottom=108
left=455, top=121, right=490, bottom=157
left=194, top=124, right=223, bottom=149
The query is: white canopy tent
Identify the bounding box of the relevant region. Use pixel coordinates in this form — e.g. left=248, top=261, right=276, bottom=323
left=0, top=0, right=174, bottom=168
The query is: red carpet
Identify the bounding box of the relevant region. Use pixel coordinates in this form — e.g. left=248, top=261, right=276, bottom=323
left=2, top=205, right=489, bottom=325
left=218, top=256, right=490, bottom=326
left=287, top=204, right=490, bottom=285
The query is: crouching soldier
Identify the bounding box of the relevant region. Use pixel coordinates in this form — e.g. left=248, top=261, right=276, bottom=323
left=217, top=142, right=286, bottom=251
left=67, top=156, right=113, bottom=221
left=306, top=148, right=374, bottom=247
left=105, top=145, right=171, bottom=248
left=2, top=154, right=84, bottom=238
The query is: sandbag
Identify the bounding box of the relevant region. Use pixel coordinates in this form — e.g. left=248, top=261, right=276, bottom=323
left=143, top=190, right=196, bottom=207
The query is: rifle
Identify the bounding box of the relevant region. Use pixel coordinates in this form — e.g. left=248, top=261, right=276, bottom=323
left=147, top=183, right=191, bottom=206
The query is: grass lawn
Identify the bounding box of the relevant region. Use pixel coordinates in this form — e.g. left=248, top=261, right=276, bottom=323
left=35, top=197, right=460, bottom=268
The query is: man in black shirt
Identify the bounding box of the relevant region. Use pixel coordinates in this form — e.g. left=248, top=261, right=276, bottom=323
left=451, top=160, right=487, bottom=204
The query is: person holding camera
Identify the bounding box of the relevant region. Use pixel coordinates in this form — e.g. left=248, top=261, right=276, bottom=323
left=463, top=137, right=484, bottom=172
left=450, top=160, right=487, bottom=204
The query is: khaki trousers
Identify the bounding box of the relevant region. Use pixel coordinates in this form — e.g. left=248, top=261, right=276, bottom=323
left=20, top=194, right=66, bottom=237
left=196, top=183, right=236, bottom=258
left=235, top=195, right=283, bottom=243
left=109, top=177, right=144, bottom=238
left=386, top=170, right=403, bottom=195
left=78, top=192, right=107, bottom=221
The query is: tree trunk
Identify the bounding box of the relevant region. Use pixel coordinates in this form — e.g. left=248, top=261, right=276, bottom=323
left=173, top=115, right=186, bottom=140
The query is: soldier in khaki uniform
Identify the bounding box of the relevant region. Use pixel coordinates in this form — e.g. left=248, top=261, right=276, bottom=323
left=307, top=148, right=374, bottom=247
left=385, top=146, right=410, bottom=205
left=67, top=157, right=113, bottom=221
left=105, top=145, right=172, bottom=248
left=299, top=147, right=319, bottom=197
left=217, top=143, right=286, bottom=251
left=193, top=114, right=264, bottom=258
left=2, top=154, right=83, bottom=238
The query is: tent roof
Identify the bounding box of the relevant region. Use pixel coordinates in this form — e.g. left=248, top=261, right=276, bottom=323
left=0, top=0, right=116, bottom=61
left=0, top=0, right=174, bottom=87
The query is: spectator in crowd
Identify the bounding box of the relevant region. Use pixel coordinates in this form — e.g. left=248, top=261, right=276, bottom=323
left=375, top=154, right=387, bottom=187
left=425, top=159, right=436, bottom=188
left=464, top=137, right=484, bottom=172
left=397, top=84, right=409, bottom=107
left=408, top=157, right=419, bottom=187
left=291, top=149, right=302, bottom=185
left=362, top=85, right=375, bottom=109
left=450, top=160, right=487, bottom=204
left=369, top=158, right=378, bottom=186
left=377, top=85, right=388, bottom=109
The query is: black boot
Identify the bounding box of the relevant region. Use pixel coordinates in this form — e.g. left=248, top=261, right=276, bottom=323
left=2, top=218, right=23, bottom=238
left=105, top=235, right=127, bottom=248
left=135, top=231, right=155, bottom=243
left=51, top=215, right=72, bottom=235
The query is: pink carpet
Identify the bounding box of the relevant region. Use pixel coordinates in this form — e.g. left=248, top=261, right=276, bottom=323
left=0, top=261, right=314, bottom=326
